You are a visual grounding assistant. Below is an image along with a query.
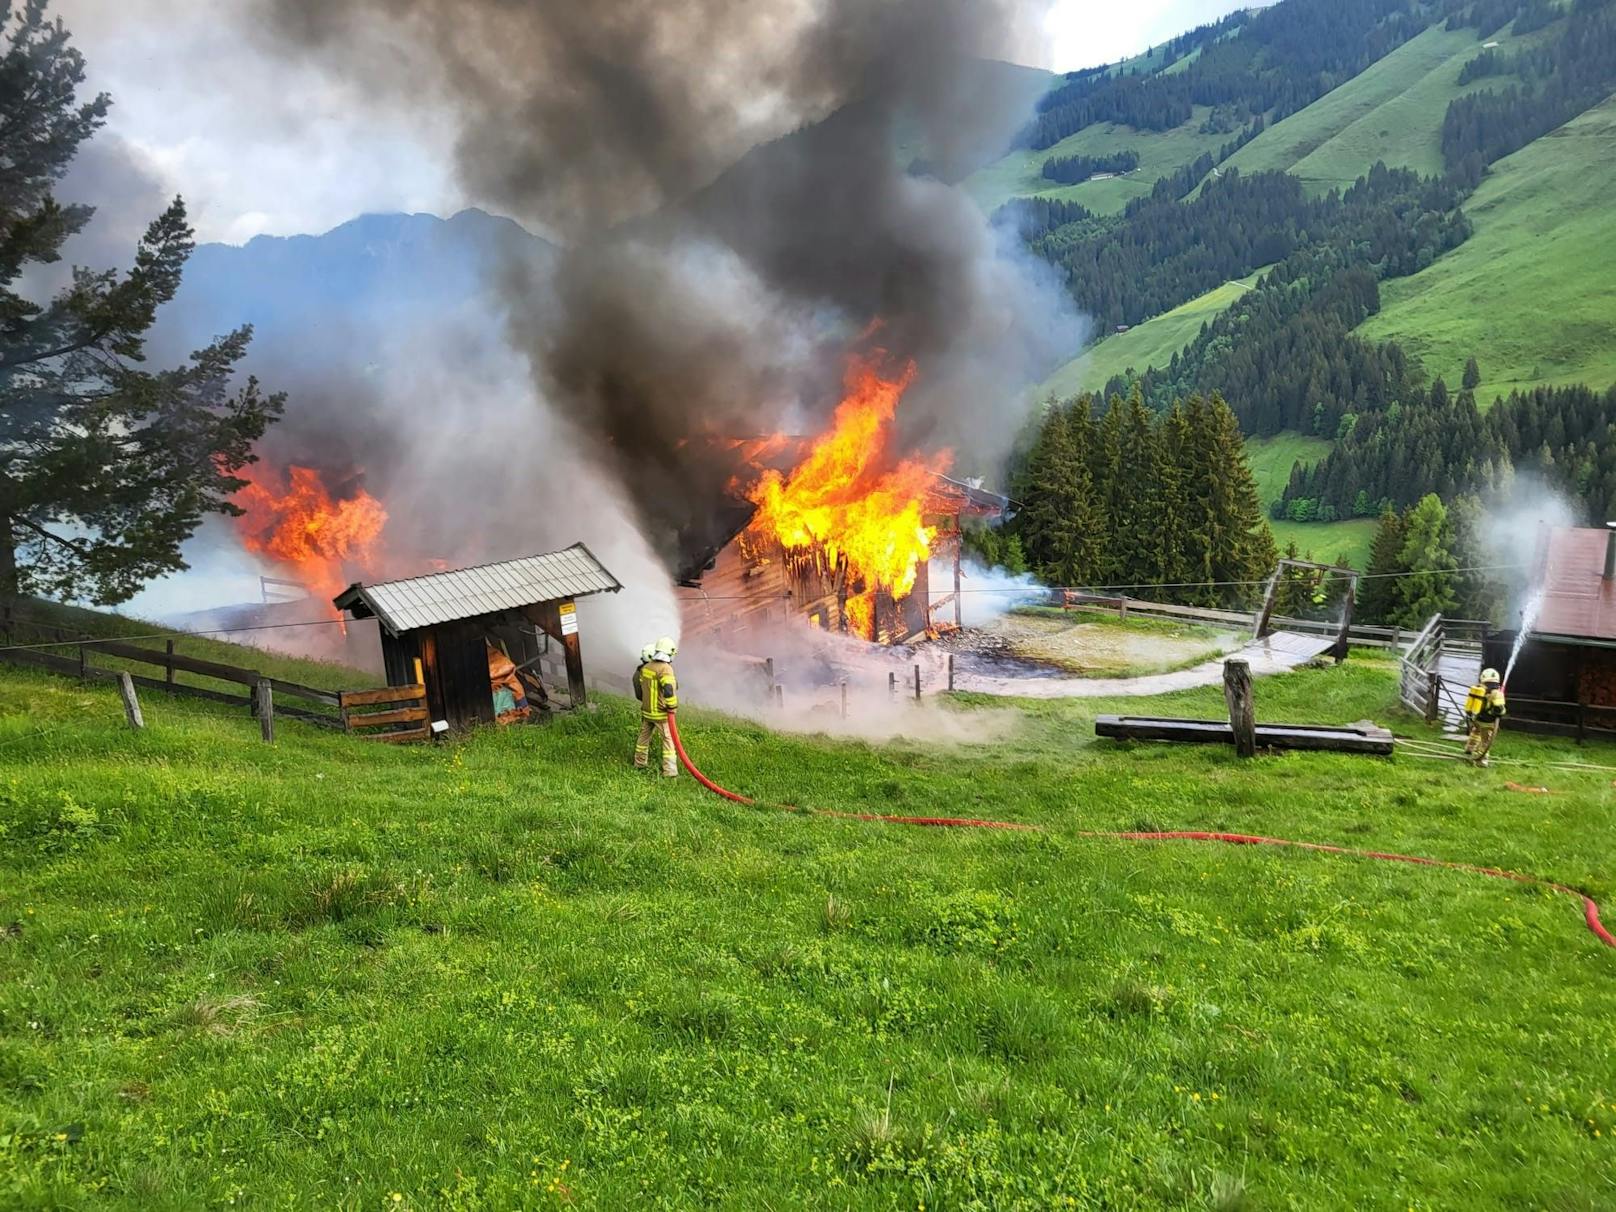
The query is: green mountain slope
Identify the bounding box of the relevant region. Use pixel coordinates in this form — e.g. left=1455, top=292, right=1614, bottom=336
left=1038, top=268, right=1268, bottom=398
left=964, top=106, right=1228, bottom=215
left=1359, top=93, right=1616, bottom=398
left=1219, top=24, right=1490, bottom=187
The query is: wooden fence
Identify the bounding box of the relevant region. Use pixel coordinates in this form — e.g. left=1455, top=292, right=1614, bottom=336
left=0, top=613, right=428, bottom=742
left=1057, top=590, right=1417, bottom=651
left=1396, top=614, right=1492, bottom=724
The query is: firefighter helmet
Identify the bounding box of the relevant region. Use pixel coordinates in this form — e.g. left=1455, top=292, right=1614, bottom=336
left=652, top=636, right=678, bottom=661
left=1481, top=667, right=1501, bottom=684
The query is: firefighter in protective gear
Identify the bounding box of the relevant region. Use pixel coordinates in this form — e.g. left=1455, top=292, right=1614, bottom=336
left=1463, top=667, right=1507, bottom=767
left=634, top=637, right=680, bottom=777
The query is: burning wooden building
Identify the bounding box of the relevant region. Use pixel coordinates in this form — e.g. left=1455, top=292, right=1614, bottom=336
left=676, top=469, right=1006, bottom=647
left=671, top=356, right=1009, bottom=648
left=334, top=544, right=621, bottom=730
left=1480, top=524, right=1616, bottom=739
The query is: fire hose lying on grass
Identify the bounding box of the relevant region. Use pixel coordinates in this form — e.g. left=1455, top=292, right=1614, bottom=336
left=665, top=713, right=1035, bottom=830
left=664, top=715, right=1615, bottom=950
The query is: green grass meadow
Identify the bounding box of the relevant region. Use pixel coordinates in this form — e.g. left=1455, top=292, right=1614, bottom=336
left=4, top=642, right=1616, bottom=1208
left=1359, top=95, right=1616, bottom=399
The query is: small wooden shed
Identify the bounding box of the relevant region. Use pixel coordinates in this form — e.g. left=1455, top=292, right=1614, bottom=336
left=333, top=543, right=621, bottom=730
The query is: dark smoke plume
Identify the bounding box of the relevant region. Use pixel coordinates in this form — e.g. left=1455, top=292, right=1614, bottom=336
left=253, top=0, right=1082, bottom=567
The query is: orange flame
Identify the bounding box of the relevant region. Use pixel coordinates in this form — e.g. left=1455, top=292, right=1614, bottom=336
left=843, top=591, right=876, bottom=641
left=746, top=357, right=951, bottom=606
left=233, top=463, right=387, bottom=609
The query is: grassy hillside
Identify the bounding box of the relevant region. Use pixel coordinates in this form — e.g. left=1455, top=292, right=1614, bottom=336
left=1359, top=94, right=1616, bottom=399
left=964, top=106, right=1229, bottom=215
left=1220, top=24, right=1492, bottom=188
left=1244, top=433, right=1378, bottom=568
left=1269, top=516, right=1378, bottom=569
left=5, top=637, right=1616, bottom=1207
left=1245, top=432, right=1334, bottom=504
left=1038, top=268, right=1268, bottom=399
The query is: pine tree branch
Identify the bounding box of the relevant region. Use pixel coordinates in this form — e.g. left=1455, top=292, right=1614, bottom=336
left=0, top=329, right=109, bottom=371
left=11, top=514, right=90, bottom=556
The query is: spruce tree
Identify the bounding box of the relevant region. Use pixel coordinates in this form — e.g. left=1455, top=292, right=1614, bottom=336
left=1089, top=394, right=1125, bottom=582
left=1105, top=388, right=1162, bottom=591
left=1462, top=356, right=1481, bottom=391
left=0, top=2, right=283, bottom=603
left=1155, top=402, right=1192, bottom=597
left=1359, top=506, right=1406, bottom=623
left=1195, top=394, right=1277, bottom=607
left=1395, top=493, right=1458, bottom=626
left=1176, top=395, right=1218, bottom=603
left=1012, top=402, right=1101, bottom=587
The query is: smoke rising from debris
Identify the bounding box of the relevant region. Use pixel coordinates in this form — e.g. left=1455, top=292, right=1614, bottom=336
left=254, top=0, right=1084, bottom=564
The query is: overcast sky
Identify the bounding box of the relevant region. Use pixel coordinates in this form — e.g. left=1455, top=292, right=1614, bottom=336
left=51, top=0, right=1254, bottom=245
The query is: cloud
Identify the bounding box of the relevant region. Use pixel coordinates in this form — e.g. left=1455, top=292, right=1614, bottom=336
left=49, top=0, right=465, bottom=242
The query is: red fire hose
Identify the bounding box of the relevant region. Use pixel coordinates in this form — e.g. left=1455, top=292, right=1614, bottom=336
left=665, top=713, right=1037, bottom=831
left=1087, top=831, right=1615, bottom=949
left=662, top=718, right=1611, bottom=949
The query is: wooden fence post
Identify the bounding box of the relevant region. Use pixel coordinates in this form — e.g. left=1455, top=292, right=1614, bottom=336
left=1425, top=672, right=1440, bottom=725
left=774, top=683, right=784, bottom=710
left=840, top=679, right=848, bottom=720
left=78, top=644, right=87, bottom=680
left=947, top=654, right=955, bottom=692
left=913, top=664, right=922, bottom=702
left=764, top=657, right=775, bottom=708
left=1223, top=659, right=1256, bottom=758
left=888, top=671, right=897, bottom=699
left=255, top=679, right=275, bottom=743
left=117, top=672, right=144, bottom=730
left=165, top=639, right=175, bottom=691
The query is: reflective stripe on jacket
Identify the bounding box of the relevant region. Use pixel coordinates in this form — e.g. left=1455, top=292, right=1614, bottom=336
left=638, top=660, right=678, bottom=720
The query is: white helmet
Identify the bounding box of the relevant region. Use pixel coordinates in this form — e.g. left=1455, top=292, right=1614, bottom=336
left=652, top=635, right=678, bottom=661
left=1481, top=667, right=1501, bottom=684
left=640, top=643, right=655, bottom=663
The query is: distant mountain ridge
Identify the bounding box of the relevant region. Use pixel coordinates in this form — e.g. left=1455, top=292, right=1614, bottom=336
left=151, top=208, right=551, bottom=367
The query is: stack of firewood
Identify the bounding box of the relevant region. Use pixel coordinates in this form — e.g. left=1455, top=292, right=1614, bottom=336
left=1576, top=656, right=1616, bottom=707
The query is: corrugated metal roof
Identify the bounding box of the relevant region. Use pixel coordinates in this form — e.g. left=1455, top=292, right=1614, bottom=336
left=333, top=543, right=621, bottom=635
left=1533, top=527, right=1616, bottom=642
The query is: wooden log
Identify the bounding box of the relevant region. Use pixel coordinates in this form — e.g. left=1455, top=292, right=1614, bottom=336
left=1223, top=659, right=1256, bottom=758
left=1094, top=716, right=1394, bottom=756
left=255, top=679, right=275, bottom=743
left=117, top=672, right=144, bottom=730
